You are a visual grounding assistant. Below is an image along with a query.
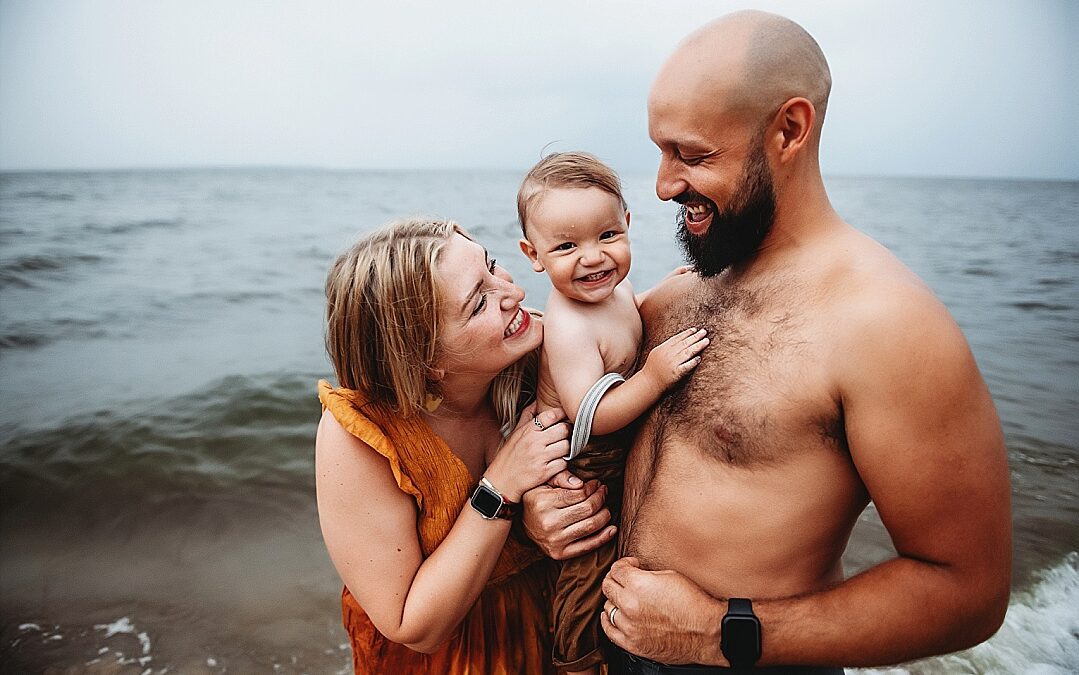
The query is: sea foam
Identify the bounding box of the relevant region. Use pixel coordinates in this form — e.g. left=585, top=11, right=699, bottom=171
left=857, top=552, right=1079, bottom=674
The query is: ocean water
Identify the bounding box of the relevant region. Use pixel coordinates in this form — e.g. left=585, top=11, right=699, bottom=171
left=0, top=169, right=1076, bottom=673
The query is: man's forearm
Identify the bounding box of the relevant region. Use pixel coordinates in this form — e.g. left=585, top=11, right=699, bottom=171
left=712, top=557, right=1008, bottom=667
left=603, top=554, right=1009, bottom=668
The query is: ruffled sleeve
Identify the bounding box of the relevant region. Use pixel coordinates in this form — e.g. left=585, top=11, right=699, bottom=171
left=318, top=379, right=423, bottom=511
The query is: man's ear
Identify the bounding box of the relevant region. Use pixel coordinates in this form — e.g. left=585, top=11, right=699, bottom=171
left=772, top=97, right=815, bottom=164
left=519, top=238, right=545, bottom=273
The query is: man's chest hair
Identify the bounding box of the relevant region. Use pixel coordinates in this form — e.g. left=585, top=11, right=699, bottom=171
left=641, top=275, right=845, bottom=466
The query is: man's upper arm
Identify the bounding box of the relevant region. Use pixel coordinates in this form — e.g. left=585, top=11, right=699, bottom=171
left=840, top=287, right=1011, bottom=586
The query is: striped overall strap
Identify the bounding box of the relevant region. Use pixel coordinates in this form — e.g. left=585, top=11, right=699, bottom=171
left=566, top=373, right=627, bottom=460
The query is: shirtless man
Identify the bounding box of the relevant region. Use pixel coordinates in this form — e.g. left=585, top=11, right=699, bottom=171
left=523, top=11, right=1012, bottom=672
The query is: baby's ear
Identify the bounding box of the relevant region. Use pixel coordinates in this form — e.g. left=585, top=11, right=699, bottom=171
left=519, top=238, right=544, bottom=273
left=625, top=210, right=632, bottom=229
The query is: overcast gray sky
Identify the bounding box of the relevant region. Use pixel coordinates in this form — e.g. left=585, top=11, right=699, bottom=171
left=1, top=0, right=1076, bottom=179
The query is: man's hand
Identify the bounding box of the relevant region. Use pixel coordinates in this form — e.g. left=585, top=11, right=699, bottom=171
left=521, top=471, right=616, bottom=560
left=601, top=557, right=726, bottom=666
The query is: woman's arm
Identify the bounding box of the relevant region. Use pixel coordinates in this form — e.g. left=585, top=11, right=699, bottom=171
left=315, top=407, right=568, bottom=653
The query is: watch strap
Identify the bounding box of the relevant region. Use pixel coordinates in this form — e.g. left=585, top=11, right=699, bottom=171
left=727, top=597, right=753, bottom=616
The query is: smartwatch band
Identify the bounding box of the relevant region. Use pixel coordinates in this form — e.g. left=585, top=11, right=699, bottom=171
left=727, top=597, right=753, bottom=616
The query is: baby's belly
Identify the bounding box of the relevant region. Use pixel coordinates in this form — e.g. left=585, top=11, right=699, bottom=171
left=622, top=439, right=868, bottom=599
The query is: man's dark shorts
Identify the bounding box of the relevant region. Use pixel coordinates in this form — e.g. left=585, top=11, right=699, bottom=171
left=608, top=643, right=844, bottom=675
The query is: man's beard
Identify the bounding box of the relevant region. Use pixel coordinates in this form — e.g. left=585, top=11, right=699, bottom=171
left=675, top=138, right=777, bottom=277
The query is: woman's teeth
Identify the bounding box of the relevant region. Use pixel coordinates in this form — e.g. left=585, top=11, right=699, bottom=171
left=504, top=310, right=524, bottom=337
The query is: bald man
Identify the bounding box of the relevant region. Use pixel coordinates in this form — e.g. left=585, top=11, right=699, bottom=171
left=522, top=11, right=1011, bottom=673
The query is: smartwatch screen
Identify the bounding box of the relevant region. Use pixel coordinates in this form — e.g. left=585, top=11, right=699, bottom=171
left=722, top=615, right=761, bottom=665
left=472, top=486, right=502, bottom=517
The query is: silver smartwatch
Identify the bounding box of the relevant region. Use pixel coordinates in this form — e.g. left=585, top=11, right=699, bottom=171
left=469, top=477, right=518, bottom=520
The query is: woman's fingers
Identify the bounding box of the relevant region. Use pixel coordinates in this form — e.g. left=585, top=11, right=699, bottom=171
left=533, top=406, right=567, bottom=430
left=545, top=439, right=570, bottom=459
left=542, top=457, right=568, bottom=482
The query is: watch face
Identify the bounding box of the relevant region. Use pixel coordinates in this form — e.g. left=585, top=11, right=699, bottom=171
left=472, top=485, right=503, bottom=518
left=722, top=615, right=761, bottom=664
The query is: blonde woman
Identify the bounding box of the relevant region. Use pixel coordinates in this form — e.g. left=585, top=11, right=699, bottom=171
left=316, top=218, right=572, bottom=674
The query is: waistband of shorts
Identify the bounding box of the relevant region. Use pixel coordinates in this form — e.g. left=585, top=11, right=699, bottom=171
left=607, top=643, right=844, bottom=675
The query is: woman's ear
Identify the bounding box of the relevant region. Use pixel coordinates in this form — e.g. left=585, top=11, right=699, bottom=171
left=519, top=238, right=544, bottom=273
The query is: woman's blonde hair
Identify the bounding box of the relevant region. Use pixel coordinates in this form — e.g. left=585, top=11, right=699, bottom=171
left=324, top=217, right=535, bottom=430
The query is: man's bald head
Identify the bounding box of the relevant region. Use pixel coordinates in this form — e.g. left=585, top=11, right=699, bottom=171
left=653, top=11, right=831, bottom=135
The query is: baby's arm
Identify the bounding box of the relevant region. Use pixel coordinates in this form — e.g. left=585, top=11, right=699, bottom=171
left=545, top=312, right=708, bottom=436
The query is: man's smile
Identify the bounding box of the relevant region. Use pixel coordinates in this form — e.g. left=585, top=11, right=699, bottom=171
left=675, top=192, right=717, bottom=235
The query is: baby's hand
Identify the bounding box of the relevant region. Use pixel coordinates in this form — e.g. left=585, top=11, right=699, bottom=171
left=662, top=264, right=695, bottom=280
left=642, top=327, right=709, bottom=388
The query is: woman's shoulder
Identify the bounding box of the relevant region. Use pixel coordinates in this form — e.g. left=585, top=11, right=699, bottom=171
left=316, top=380, right=424, bottom=505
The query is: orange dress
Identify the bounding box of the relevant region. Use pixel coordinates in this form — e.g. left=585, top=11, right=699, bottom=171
left=319, top=380, right=557, bottom=675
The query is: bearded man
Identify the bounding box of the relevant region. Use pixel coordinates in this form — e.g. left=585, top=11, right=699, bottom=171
left=523, top=11, right=1011, bottom=674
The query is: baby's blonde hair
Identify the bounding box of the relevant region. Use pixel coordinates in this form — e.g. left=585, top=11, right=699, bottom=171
left=324, top=217, right=534, bottom=428
left=517, top=151, right=627, bottom=236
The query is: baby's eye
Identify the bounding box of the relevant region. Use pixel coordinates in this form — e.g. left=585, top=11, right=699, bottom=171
left=600, top=230, right=619, bottom=240
left=554, top=242, right=575, bottom=251
left=488, top=258, right=498, bottom=273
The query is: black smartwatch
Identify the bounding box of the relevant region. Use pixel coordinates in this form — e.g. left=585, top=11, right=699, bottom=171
left=720, top=597, right=762, bottom=668
left=469, top=477, right=518, bottom=520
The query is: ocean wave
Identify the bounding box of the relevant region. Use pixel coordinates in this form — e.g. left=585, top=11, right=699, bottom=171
left=12, top=189, right=77, bottom=201
left=0, top=252, right=106, bottom=289
left=84, top=217, right=183, bottom=235
left=0, top=372, right=322, bottom=496
left=856, top=553, right=1079, bottom=674
left=1011, top=301, right=1073, bottom=312
left=0, top=316, right=110, bottom=352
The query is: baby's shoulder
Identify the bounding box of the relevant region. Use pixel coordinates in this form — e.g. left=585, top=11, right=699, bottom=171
left=541, top=293, right=597, bottom=337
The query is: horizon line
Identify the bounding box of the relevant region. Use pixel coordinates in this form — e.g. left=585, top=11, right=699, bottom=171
left=1, top=164, right=1076, bottom=183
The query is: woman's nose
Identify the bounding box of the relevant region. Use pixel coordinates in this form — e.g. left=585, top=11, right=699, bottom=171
left=499, top=279, right=525, bottom=308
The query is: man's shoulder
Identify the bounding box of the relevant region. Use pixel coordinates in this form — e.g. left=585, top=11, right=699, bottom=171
left=821, top=230, right=970, bottom=379
left=826, top=229, right=946, bottom=327
left=639, top=269, right=701, bottom=324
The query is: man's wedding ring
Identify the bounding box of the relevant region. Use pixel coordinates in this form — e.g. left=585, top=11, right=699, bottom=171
left=533, top=417, right=544, bottom=430
left=608, top=606, right=619, bottom=627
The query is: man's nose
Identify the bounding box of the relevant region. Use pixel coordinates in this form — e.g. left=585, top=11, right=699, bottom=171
left=656, top=154, right=686, bottom=202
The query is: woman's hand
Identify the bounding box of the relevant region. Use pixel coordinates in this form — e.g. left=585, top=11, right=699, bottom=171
left=484, top=407, right=570, bottom=502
